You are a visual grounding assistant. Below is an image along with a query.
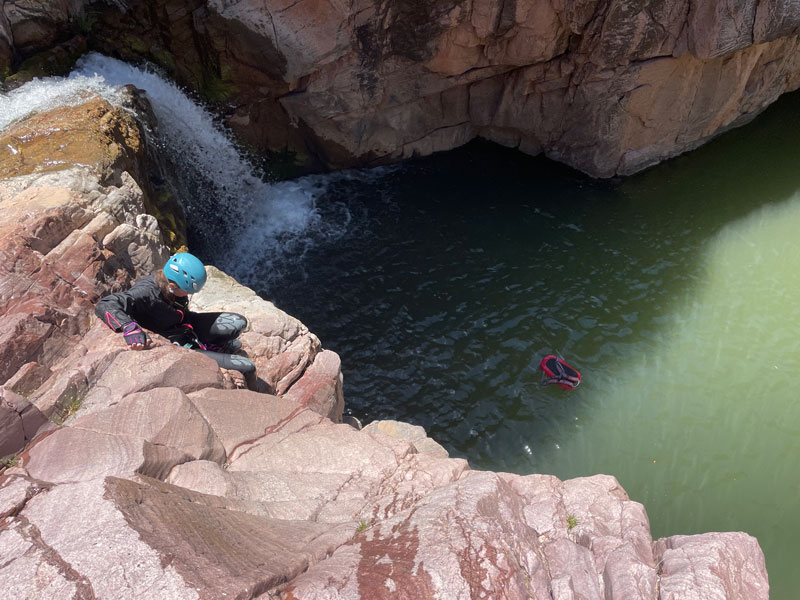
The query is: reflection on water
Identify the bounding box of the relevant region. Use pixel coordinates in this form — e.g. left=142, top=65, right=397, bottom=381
left=259, top=91, right=800, bottom=597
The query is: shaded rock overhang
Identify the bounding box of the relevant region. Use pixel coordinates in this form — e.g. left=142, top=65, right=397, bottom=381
left=2, top=0, right=800, bottom=177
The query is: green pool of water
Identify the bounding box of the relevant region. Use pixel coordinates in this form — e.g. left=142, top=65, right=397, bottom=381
left=262, top=90, right=800, bottom=597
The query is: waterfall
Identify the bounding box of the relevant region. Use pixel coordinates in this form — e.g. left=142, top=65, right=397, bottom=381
left=1, top=52, right=346, bottom=286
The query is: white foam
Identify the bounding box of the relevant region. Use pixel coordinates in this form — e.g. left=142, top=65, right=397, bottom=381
left=2, top=52, right=342, bottom=283
left=0, top=74, right=122, bottom=130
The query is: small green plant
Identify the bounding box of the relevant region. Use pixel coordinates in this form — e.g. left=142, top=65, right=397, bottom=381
left=49, top=390, right=85, bottom=425
left=356, top=520, right=371, bottom=533
left=199, top=63, right=239, bottom=104
left=1, top=455, right=20, bottom=469
left=66, top=396, right=82, bottom=417
left=566, top=515, right=579, bottom=531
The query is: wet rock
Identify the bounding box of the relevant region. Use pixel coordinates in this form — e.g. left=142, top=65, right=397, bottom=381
left=2, top=35, right=87, bottom=88
left=0, top=96, right=145, bottom=183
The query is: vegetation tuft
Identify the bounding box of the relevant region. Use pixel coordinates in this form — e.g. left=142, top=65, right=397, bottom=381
left=356, top=520, right=371, bottom=533
left=0, top=455, right=20, bottom=469
left=49, top=391, right=86, bottom=426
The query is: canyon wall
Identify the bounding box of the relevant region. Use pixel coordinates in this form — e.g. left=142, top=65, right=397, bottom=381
left=3, top=0, right=800, bottom=176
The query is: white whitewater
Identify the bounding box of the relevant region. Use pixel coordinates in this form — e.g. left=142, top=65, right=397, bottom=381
left=1, top=52, right=336, bottom=285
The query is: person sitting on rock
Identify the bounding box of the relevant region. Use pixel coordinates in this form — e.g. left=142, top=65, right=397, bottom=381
left=94, top=252, right=257, bottom=389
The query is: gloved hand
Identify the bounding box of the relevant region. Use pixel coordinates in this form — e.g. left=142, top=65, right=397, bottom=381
left=122, top=321, right=148, bottom=349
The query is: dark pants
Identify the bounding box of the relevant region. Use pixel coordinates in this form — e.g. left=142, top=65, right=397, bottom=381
left=166, top=312, right=256, bottom=388
left=183, top=311, right=247, bottom=345
left=196, top=349, right=257, bottom=389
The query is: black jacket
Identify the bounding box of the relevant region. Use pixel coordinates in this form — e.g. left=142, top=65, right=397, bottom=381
left=95, top=273, right=193, bottom=335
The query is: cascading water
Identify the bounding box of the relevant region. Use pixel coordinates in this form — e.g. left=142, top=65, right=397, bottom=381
left=71, top=53, right=350, bottom=282
left=1, top=52, right=346, bottom=283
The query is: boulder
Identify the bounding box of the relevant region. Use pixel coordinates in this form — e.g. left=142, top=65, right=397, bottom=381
left=655, top=532, right=770, bottom=600
left=186, top=387, right=326, bottom=458
left=362, top=419, right=450, bottom=458
left=0, top=475, right=352, bottom=599
left=74, top=344, right=225, bottom=417
left=0, top=386, right=49, bottom=458
left=282, top=349, right=344, bottom=422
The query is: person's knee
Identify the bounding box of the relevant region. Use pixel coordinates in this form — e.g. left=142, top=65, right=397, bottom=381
left=213, top=312, right=248, bottom=337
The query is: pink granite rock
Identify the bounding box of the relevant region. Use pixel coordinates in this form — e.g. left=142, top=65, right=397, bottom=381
left=72, top=387, right=225, bottom=463
left=282, top=349, right=344, bottom=422
left=1, top=475, right=352, bottom=599
left=286, top=471, right=551, bottom=599
left=186, top=387, right=326, bottom=458
left=655, top=532, right=770, bottom=600
left=0, top=386, right=49, bottom=458
left=76, top=344, right=225, bottom=416
left=168, top=404, right=469, bottom=524
left=193, top=0, right=800, bottom=176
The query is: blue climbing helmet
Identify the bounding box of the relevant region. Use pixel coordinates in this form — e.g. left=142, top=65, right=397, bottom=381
left=163, top=252, right=207, bottom=293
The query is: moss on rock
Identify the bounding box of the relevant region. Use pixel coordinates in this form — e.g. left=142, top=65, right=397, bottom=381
left=3, top=36, right=87, bottom=87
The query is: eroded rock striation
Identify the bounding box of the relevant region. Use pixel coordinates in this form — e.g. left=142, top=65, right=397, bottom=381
left=0, top=75, right=770, bottom=597
left=4, top=0, right=800, bottom=176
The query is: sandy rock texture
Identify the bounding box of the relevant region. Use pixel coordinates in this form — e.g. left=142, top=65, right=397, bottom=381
left=4, top=0, right=800, bottom=176
left=0, top=66, right=770, bottom=599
